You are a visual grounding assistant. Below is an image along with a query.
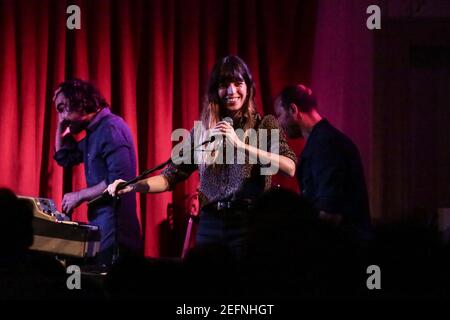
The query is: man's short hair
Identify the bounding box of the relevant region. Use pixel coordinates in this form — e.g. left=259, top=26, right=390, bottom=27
left=278, top=84, right=317, bottom=113
left=54, top=78, right=109, bottom=114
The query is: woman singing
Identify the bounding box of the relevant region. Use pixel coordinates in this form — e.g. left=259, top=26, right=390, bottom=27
left=107, top=55, right=296, bottom=260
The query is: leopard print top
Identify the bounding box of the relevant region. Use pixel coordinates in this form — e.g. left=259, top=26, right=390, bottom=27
left=162, top=113, right=296, bottom=208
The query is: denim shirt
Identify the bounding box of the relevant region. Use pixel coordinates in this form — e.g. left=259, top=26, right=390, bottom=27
left=54, top=108, right=141, bottom=252
left=54, top=108, right=137, bottom=186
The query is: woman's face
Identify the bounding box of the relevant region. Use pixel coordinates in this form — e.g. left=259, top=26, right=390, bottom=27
left=218, top=79, right=247, bottom=112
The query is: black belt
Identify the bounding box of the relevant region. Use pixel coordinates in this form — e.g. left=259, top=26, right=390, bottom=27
left=203, top=199, right=253, bottom=212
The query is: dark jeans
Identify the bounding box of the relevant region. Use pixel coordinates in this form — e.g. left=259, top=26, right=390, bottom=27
left=195, top=208, right=249, bottom=261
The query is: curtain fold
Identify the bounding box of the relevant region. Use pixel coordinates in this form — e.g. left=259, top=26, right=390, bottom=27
left=0, top=0, right=315, bottom=257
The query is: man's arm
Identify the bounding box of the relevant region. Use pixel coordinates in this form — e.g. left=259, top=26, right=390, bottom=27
left=54, top=114, right=83, bottom=167
left=55, top=113, right=66, bottom=152
left=310, top=143, right=346, bottom=224
left=62, top=180, right=107, bottom=213
left=318, top=210, right=343, bottom=225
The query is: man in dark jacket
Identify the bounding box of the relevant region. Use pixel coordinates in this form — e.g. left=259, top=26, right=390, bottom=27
left=275, top=84, right=372, bottom=241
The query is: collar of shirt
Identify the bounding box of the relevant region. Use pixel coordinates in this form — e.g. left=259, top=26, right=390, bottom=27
left=301, top=118, right=329, bottom=159
left=86, top=108, right=111, bottom=133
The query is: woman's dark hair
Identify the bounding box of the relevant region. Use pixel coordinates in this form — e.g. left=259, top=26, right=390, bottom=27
left=54, top=78, right=109, bottom=114
left=201, top=55, right=257, bottom=130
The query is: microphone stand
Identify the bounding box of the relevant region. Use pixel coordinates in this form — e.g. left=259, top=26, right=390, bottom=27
left=109, top=161, right=169, bottom=264
left=87, top=137, right=213, bottom=264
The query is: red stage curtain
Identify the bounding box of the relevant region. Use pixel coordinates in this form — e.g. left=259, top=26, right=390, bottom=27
left=0, top=0, right=315, bottom=257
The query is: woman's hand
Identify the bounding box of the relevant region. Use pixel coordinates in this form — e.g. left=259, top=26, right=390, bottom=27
left=106, top=179, right=134, bottom=196
left=212, top=121, right=244, bottom=149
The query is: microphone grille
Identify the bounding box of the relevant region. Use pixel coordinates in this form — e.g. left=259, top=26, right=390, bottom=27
left=222, top=117, right=234, bottom=127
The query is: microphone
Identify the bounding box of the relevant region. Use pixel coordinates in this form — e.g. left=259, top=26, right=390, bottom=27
left=219, top=117, right=234, bottom=145
left=222, top=116, right=234, bottom=127
left=197, top=117, right=233, bottom=146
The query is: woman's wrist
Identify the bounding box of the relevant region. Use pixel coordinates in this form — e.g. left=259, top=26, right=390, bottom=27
left=236, top=139, right=246, bottom=150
